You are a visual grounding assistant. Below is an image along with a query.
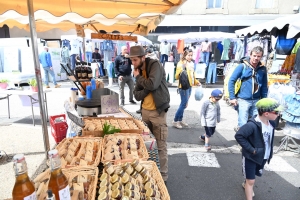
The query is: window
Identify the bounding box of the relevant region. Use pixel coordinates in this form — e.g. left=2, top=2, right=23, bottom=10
left=207, top=0, right=223, bottom=9
left=255, top=0, right=274, bottom=8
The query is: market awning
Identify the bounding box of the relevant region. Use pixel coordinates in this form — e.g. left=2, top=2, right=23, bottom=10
left=0, top=0, right=185, bottom=19
left=235, top=13, right=300, bottom=39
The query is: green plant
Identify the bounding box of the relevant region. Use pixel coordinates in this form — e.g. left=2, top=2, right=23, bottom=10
left=28, top=78, right=37, bottom=87
left=102, top=122, right=121, bottom=136
left=0, top=79, right=9, bottom=83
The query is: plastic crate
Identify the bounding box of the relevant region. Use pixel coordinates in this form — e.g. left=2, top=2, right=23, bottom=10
left=50, top=114, right=68, bottom=143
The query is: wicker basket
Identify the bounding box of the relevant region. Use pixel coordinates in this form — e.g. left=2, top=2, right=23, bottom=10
left=102, top=161, right=170, bottom=200
left=56, top=137, right=102, bottom=168
left=62, top=166, right=98, bottom=200
left=34, top=167, right=98, bottom=200
left=101, top=133, right=149, bottom=164
left=82, top=117, right=144, bottom=137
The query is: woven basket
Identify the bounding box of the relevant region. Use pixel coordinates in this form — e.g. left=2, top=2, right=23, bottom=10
left=101, top=133, right=149, bottom=164
left=56, top=137, right=102, bottom=168
left=102, top=161, right=170, bottom=200
left=82, top=117, right=144, bottom=137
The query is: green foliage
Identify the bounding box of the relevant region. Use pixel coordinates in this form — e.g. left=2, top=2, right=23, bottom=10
left=28, top=78, right=37, bottom=86
left=0, top=79, right=9, bottom=83
left=102, top=122, right=121, bottom=136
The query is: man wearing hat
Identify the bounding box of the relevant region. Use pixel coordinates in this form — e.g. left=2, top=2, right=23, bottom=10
left=235, top=98, right=283, bottom=199
left=39, top=46, right=60, bottom=88
left=129, top=46, right=170, bottom=182
left=92, top=47, right=105, bottom=77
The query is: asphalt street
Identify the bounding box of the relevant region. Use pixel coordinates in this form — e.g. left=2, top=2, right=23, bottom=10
left=0, top=80, right=300, bottom=199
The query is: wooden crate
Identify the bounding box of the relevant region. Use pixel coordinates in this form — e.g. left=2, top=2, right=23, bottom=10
left=101, top=133, right=149, bottom=164
left=55, top=137, right=102, bottom=168
left=82, top=117, right=144, bottom=137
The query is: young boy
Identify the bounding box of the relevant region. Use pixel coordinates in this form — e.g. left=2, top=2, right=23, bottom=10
left=235, top=98, right=283, bottom=200
left=200, top=89, right=223, bottom=151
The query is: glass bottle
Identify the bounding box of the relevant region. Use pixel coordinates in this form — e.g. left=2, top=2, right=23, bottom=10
left=48, top=149, right=71, bottom=200
left=12, top=154, right=37, bottom=200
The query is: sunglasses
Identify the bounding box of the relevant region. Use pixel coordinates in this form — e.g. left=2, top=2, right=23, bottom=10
left=269, top=111, right=279, bottom=115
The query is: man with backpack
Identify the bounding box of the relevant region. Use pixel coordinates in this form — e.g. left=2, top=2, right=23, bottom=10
left=130, top=46, right=170, bottom=182
left=228, top=46, right=268, bottom=132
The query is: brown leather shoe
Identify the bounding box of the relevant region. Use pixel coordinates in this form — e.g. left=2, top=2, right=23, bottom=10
left=46, top=85, right=50, bottom=88
left=55, top=84, right=61, bottom=88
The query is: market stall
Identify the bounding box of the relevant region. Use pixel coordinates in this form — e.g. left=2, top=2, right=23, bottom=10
left=2, top=0, right=186, bottom=199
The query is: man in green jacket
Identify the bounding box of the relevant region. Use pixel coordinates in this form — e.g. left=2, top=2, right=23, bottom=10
left=129, top=46, right=170, bottom=182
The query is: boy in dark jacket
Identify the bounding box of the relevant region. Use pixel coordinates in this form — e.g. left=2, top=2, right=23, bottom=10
left=235, top=98, right=283, bottom=200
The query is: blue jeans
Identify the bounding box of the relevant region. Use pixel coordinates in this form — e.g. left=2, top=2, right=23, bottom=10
left=174, top=88, right=192, bottom=122
left=70, top=54, right=76, bottom=70
left=206, top=62, right=217, bottom=83
left=160, top=54, right=168, bottom=64
left=107, top=61, right=114, bottom=78
left=86, top=52, right=92, bottom=63
left=43, top=67, right=57, bottom=86
left=202, top=52, right=210, bottom=67
left=97, top=62, right=105, bottom=77
left=237, top=98, right=259, bottom=127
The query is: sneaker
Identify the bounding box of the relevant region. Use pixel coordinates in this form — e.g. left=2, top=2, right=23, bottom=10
left=179, top=121, right=188, bottom=127
left=129, top=100, right=136, bottom=104
left=120, top=101, right=125, bottom=106
left=234, top=126, right=239, bottom=132
left=136, top=109, right=141, bottom=114
left=242, top=180, right=255, bottom=197
left=199, top=135, right=205, bottom=142
left=45, top=85, right=50, bottom=88
left=205, top=145, right=211, bottom=151
left=172, top=121, right=182, bottom=129
left=54, top=84, right=61, bottom=88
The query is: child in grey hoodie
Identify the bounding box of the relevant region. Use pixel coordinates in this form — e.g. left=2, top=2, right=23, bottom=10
left=200, top=89, right=223, bottom=151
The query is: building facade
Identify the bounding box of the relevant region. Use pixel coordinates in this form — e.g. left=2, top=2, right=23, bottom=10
left=151, top=0, right=300, bottom=35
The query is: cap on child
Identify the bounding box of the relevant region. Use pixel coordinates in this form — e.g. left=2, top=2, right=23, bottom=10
left=255, top=98, right=284, bottom=112
left=211, top=89, right=223, bottom=98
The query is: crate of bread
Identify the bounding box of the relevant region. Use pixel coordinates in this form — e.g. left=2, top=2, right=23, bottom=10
left=82, top=117, right=144, bottom=137
left=34, top=167, right=98, bottom=200
left=102, top=133, right=149, bottom=163
left=99, top=160, right=170, bottom=200
left=55, top=137, right=102, bottom=168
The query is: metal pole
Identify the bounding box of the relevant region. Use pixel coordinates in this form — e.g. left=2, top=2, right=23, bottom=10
left=27, top=0, right=50, bottom=158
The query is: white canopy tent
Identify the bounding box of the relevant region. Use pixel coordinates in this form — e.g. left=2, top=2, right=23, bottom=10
left=235, top=13, right=300, bottom=39
left=158, top=32, right=238, bottom=43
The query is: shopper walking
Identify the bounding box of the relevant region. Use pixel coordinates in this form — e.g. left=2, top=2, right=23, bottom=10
left=173, top=49, right=201, bottom=129
left=39, top=46, right=60, bottom=88
left=228, top=46, right=268, bottom=132
left=114, top=46, right=136, bottom=106
left=130, top=46, right=170, bottom=182
left=199, top=89, right=223, bottom=151
left=235, top=98, right=283, bottom=200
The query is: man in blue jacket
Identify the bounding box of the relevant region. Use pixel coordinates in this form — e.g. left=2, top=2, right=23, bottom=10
left=235, top=98, right=283, bottom=199
left=39, top=46, right=60, bottom=88
left=228, top=46, right=268, bottom=132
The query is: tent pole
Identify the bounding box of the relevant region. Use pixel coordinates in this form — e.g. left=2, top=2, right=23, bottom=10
left=27, top=0, right=50, bottom=159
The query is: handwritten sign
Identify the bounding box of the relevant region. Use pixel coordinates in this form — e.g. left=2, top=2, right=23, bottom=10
left=101, top=95, right=119, bottom=114
left=75, top=24, right=85, bottom=37
left=91, top=33, right=137, bottom=42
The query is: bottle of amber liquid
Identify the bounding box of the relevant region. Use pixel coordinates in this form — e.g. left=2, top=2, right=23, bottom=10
left=12, top=154, right=37, bottom=200
left=48, top=149, right=71, bottom=200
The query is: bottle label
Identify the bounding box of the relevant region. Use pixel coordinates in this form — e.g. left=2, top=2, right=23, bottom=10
left=59, top=185, right=71, bottom=200
left=23, top=192, right=37, bottom=200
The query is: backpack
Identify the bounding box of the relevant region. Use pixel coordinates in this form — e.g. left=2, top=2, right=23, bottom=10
left=179, top=65, right=190, bottom=90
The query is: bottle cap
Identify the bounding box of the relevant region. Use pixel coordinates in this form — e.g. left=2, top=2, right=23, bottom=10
left=48, top=149, right=58, bottom=157
left=13, top=154, right=25, bottom=163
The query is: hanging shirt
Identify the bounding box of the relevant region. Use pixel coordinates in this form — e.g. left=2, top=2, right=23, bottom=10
left=255, top=116, right=273, bottom=159
left=221, top=39, right=231, bottom=60
left=160, top=43, right=170, bottom=55
left=86, top=41, right=93, bottom=52
left=177, top=39, right=185, bottom=54
left=70, top=39, right=80, bottom=55
left=201, top=42, right=212, bottom=52
left=60, top=47, right=70, bottom=65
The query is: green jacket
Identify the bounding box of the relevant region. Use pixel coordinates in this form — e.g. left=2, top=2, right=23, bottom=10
left=133, top=58, right=170, bottom=114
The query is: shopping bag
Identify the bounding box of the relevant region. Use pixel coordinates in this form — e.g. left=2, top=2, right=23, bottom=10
left=195, top=86, right=204, bottom=101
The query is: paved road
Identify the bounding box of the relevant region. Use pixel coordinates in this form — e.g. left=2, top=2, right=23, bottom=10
left=1, top=81, right=300, bottom=199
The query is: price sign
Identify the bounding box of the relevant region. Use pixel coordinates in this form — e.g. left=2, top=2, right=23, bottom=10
left=101, top=95, right=119, bottom=114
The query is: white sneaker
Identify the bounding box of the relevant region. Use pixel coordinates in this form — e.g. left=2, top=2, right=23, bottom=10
left=172, top=121, right=182, bottom=129
left=242, top=180, right=255, bottom=197
left=179, top=121, right=188, bottom=127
